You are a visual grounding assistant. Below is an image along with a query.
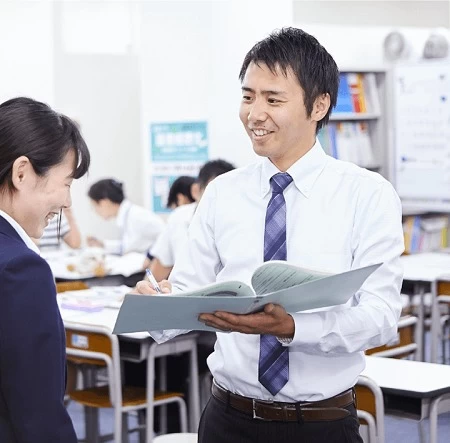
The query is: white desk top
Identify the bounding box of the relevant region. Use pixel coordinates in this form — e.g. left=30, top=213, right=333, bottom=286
left=362, top=356, right=450, bottom=398
left=44, top=249, right=145, bottom=280
left=400, top=252, right=450, bottom=282
left=58, top=288, right=149, bottom=340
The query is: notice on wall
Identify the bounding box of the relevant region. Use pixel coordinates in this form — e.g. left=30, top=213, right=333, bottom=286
left=150, top=121, right=208, bottom=213
left=393, top=64, right=450, bottom=208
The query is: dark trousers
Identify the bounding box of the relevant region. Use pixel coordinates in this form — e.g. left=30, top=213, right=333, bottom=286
left=198, top=395, right=363, bottom=443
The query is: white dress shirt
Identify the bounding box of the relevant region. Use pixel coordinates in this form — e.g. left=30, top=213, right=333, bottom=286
left=150, top=202, right=197, bottom=267
left=0, top=210, right=40, bottom=255
left=154, top=140, right=404, bottom=402
left=104, top=200, right=165, bottom=255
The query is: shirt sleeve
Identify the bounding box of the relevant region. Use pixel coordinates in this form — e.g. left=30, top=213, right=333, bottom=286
left=148, top=184, right=220, bottom=342
left=289, top=181, right=404, bottom=354
left=104, top=239, right=121, bottom=255
left=0, top=252, right=77, bottom=442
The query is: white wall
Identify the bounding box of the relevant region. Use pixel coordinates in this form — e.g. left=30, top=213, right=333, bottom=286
left=293, top=1, right=449, bottom=28
left=0, top=1, right=54, bottom=104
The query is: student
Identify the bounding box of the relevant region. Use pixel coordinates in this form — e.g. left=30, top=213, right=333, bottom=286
left=87, top=178, right=165, bottom=255
left=145, top=160, right=235, bottom=280
left=136, top=27, right=404, bottom=443
left=0, top=97, right=90, bottom=442
left=37, top=207, right=81, bottom=250
left=166, top=175, right=196, bottom=209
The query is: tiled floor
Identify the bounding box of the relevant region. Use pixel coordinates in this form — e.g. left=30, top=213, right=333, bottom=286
left=67, top=400, right=450, bottom=442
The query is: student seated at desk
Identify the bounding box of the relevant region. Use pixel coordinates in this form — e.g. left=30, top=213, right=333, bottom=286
left=35, top=206, right=81, bottom=250
left=0, top=97, right=90, bottom=442
left=87, top=178, right=165, bottom=255
left=145, top=160, right=235, bottom=280
left=166, top=175, right=196, bottom=209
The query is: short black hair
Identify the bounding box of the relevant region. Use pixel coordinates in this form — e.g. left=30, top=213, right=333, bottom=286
left=166, top=176, right=196, bottom=208
left=197, top=159, right=235, bottom=189
left=88, top=178, right=125, bottom=204
left=0, top=97, right=90, bottom=193
left=239, top=27, right=339, bottom=132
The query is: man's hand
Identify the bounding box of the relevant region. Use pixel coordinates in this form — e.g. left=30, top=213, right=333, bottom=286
left=133, top=279, right=172, bottom=295
left=198, top=303, right=295, bottom=338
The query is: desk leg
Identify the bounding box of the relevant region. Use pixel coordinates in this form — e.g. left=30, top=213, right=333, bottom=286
left=189, top=340, right=201, bottom=432
left=429, top=395, right=441, bottom=443
left=414, top=284, right=425, bottom=362
left=430, top=281, right=439, bottom=363
left=146, top=344, right=157, bottom=443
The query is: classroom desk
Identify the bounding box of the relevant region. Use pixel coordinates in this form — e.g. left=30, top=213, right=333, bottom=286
left=44, top=249, right=146, bottom=286
left=400, top=253, right=450, bottom=362
left=60, top=303, right=201, bottom=442
left=362, top=356, right=450, bottom=443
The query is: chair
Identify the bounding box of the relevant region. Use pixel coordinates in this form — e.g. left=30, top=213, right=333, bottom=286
left=355, top=375, right=385, bottom=443
left=56, top=280, right=89, bottom=293
left=437, top=294, right=450, bottom=363
left=153, top=433, right=197, bottom=443
left=366, top=315, right=418, bottom=359
left=65, top=322, right=188, bottom=442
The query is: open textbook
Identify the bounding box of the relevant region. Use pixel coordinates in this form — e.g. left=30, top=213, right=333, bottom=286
left=113, top=261, right=381, bottom=334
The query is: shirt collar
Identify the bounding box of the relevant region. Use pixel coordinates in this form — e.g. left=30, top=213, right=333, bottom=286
left=117, top=199, right=132, bottom=228
left=0, top=209, right=41, bottom=255
left=260, top=139, right=328, bottom=198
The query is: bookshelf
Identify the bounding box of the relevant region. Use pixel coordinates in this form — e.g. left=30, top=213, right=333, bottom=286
left=320, top=68, right=389, bottom=178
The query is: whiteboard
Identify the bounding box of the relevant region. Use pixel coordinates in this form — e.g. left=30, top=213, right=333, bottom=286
left=393, top=63, right=450, bottom=209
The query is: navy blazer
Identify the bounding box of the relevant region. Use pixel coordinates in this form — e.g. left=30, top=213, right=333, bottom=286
left=0, top=216, right=77, bottom=442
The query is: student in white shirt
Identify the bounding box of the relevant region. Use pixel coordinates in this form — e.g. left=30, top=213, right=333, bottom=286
left=146, top=160, right=235, bottom=280
left=87, top=178, right=165, bottom=255
left=37, top=207, right=81, bottom=250
left=136, top=28, right=403, bottom=443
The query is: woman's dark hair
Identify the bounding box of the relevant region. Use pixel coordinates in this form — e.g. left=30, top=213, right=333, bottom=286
left=88, top=178, right=125, bottom=204
left=167, top=175, right=196, bottom=208
left=239, top=27, right=339, bottom=132
left=0, top=97, right=90, bottom=193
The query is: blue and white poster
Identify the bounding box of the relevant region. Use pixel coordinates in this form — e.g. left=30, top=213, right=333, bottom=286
left=150, top=121, right=208, bottom=213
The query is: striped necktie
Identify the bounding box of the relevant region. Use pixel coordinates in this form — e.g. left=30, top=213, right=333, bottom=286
left=258, top=172, right=293, bottom=396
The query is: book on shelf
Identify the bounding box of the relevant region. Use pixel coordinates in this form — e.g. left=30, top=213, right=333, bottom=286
left=318, top=122, right=375, bottom=168
left=403, top=215, right=449, bottom=254
left=112, top=261, right=381, bottom=334
left=334, top=73, right=377, bottom=115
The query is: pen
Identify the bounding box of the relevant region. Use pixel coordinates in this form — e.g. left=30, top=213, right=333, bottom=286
left=145, top=268, right=162, bottom=294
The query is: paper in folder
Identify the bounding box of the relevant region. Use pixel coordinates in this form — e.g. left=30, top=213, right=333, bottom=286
left=113, top=261, right=381, bottom=334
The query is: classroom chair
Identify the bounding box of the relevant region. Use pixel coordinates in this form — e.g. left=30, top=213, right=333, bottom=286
left=56, top=280, right=89, bottom=293
left=153, top=433, right=197, bottom=443
left=65, top=322, right=188, bottom=443
left=437, top=294, right=450, bottom=363
left=355, top=375, right=385, bottom=443
left=366, top=315, right=418, bottom=359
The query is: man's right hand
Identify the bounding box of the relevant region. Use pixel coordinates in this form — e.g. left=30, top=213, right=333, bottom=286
left=134, top=279, right=172, bottom=295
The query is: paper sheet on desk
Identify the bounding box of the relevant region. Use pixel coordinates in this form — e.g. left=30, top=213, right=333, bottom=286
left=113, top=263, right=381, bottom=334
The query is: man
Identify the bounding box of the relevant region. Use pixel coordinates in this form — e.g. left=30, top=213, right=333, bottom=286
left=144, top=159, right=235, bottom=281
left=137, top=27, right=403, bottom=443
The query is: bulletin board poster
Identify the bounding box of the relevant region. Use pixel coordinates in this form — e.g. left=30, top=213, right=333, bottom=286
left=150, top=121, right=208, bottom=213
left=393, top=64, right=450, bottom=208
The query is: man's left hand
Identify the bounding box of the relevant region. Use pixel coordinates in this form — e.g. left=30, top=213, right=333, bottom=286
left=198, top=303, right=295, bottom=338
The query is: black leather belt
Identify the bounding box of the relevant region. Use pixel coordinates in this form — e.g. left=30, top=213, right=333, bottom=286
left=211, top=382, right=355, bottom=422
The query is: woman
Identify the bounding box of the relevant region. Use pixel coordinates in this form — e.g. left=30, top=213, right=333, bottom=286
left=0, top=97, right=90, bottom=442
left=87, top=178, right=165, bottom=255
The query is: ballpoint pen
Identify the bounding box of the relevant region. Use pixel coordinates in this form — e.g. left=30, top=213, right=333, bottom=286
left=145, top=268, right=162, bottom=294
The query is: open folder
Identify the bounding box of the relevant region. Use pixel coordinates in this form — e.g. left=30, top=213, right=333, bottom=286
left=113, top=261, right=381, bottom=334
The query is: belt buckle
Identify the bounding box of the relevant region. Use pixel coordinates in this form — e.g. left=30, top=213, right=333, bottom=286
left=252, top=398, right=274, bottom=421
